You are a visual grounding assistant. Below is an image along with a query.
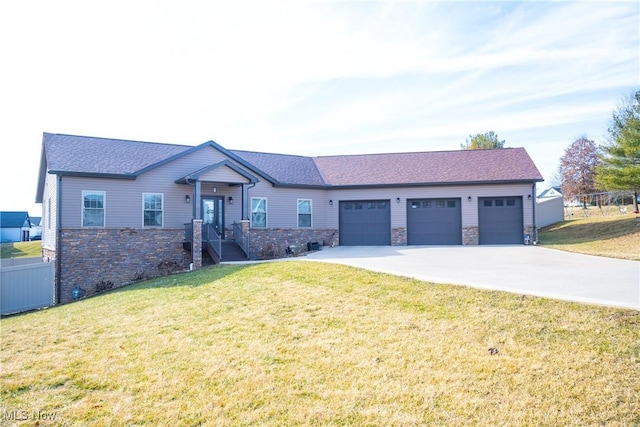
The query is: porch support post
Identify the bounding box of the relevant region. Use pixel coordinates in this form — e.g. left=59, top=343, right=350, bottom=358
left=242, top=183, right=248, bottom=220
left=192, top=219, right=202, bottom=269
left=194, top=181, right=202, bottom=219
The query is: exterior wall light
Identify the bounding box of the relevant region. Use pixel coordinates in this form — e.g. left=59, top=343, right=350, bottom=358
left=528, top=195, right=532, bottom=200
left=228, top=196, right=233, bottom=204
left=329, top=199, right=333, bottom=206
left=396, top=197, right=401, bottom=203
left=468, top=196, right=472, bottom=201
left=185, top=195, right=191, bottom=203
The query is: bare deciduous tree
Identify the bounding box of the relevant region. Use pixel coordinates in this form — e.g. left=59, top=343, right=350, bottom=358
left=559, top=137, right=600, bottom=207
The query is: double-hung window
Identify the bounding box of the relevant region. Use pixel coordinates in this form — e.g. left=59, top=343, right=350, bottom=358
left=82, top=191, right=105, bottom=227
left=251, top=197, right=267, bottom=228
left=143, top=193, right=163, bottom=227
left=297, top=199, right=312, bottom=228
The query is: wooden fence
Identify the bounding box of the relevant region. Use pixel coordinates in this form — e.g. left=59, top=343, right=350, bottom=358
left=1, top=261, right=54, bottom=315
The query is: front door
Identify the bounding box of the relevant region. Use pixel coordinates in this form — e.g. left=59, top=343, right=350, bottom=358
left=202, top=196, right=224, bottom=238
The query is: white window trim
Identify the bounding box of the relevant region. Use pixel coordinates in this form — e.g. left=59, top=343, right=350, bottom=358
left=251, top=197, right=267, bottom=228
left=82, top=190, right=106, bottom=227
left=297, top=199, right=312, bottom=228
left=143, top=193, right=164, bottom=227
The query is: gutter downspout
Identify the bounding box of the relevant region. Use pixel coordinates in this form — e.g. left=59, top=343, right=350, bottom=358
left=55, top=174, right=62, bottom=304
left=532, top=182, right=537, bottom=244
left=185, top=178, right=196, bottom=219
left=243, top=182, right=256, bottom=220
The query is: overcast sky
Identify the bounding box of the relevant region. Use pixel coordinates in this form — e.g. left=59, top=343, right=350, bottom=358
left=1, top=0, right=638, bottom=216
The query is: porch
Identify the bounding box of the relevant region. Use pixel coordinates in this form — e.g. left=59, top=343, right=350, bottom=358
left=183, top=221, right=250, bottom=264
left=175, top=159, right=259, bottom=265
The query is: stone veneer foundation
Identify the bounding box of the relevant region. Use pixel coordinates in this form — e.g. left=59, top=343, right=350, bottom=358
left=462, top=226, right=479, bottom=245
left=48, top=223, right=528, bottom=304
left=248, top=228, right=338, bottom=259
left=56, top=228, right=190, bottom=303
left=391, top=227, right=407, bottom=245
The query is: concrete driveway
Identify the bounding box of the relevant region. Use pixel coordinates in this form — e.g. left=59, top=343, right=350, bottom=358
left=303, top=246, right=640, bottom=310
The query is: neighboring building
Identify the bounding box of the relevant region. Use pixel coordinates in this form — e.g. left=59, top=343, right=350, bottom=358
left=36, top=133, right=544, bottom=303
left=0, top=211, right=31, bottom=243
left=29, top=217, right=42, bottom=240
left=537, top=187, right=562, bottom=200
left=536, top=187, right=564, bottom=228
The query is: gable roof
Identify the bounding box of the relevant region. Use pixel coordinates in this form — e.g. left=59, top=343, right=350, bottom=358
left=175, top=160, right=258, bottom=184
left=537, top=187, right=563, bottom=198
left=0, top=212, right=30, bottom=228
left=37, top=133, right=543, bottom=196
left=42, top=133, right=191, bottom=176
left=312, top=148, right=543, bottom=187
left=231, top=150, right=326, bottom=187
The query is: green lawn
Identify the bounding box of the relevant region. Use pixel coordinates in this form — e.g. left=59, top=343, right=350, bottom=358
left=2, top=262, right=639, bottom=426
left=0, top=241, right=42, bottom=259
left=538, top=210, right=640, bottom=260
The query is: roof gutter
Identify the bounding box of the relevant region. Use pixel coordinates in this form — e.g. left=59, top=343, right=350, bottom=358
left=271, top=178, right=544, bottom=190
left=48, top=171, right=137, bottom=180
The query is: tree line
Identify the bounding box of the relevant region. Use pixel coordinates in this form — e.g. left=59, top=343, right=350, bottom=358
left=460, top=89, right=640, bottom=213
left=559, top=89, right=639, bottom=213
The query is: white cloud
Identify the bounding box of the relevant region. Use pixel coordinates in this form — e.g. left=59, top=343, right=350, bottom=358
left=0, top=0, right=638, bottom=213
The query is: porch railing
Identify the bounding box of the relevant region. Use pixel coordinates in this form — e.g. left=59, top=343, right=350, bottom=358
left=232, top=222, right=250, bottom=259
left=184, top=223, right=193, bottom=242
left=204, top=224, right=222, bottom=261
left=184, top=223, right=222, bottom=261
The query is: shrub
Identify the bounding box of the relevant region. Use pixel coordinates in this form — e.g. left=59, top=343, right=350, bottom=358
left=158, top=260, right=182, bottom=275
left=95, top=280, right=114, bottom=293
left=258, top=242, right=280, bottom=260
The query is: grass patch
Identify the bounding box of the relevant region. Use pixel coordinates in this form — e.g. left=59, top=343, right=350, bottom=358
left=0, top=241, right=42, bottom=259
left=2, top=262, right=639, bottom=425
left=538, top=212, right=640, bottom=260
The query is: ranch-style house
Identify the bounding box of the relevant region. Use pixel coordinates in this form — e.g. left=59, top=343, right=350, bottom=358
left=36, top=132, right=543, bottom=303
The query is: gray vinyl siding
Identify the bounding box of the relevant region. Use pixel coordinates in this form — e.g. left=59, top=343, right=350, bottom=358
left=246, top=181, right=329, bottom=229
left=42, top=173, right=58, bottom=251
left=323, top=183, right=535, bottom=230
left=55, top=145, right=328, bottom=230
left=53, top=142, right=536, bottom=233
left=59, top=147, right=241, bottom=228
left=199, top=165, right=251, bottom=184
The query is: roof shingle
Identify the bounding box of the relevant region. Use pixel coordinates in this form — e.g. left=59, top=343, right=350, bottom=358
left=40, top=133, right=543, bottom=187
left=231, top=150, right=326, bottom=186
left=312, top=148, right=543, bottom=186
left=43, top=133, right=190, bottom=175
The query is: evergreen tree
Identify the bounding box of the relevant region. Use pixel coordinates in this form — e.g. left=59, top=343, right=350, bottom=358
left=596, top=89, right=640, bottom=213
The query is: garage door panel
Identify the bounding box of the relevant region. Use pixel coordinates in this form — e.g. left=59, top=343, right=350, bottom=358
left=407, top=198, right=462, bottom=245
left=478, top=197, right=523, bottom=244
left=339, top=200, right=391, bottom=246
